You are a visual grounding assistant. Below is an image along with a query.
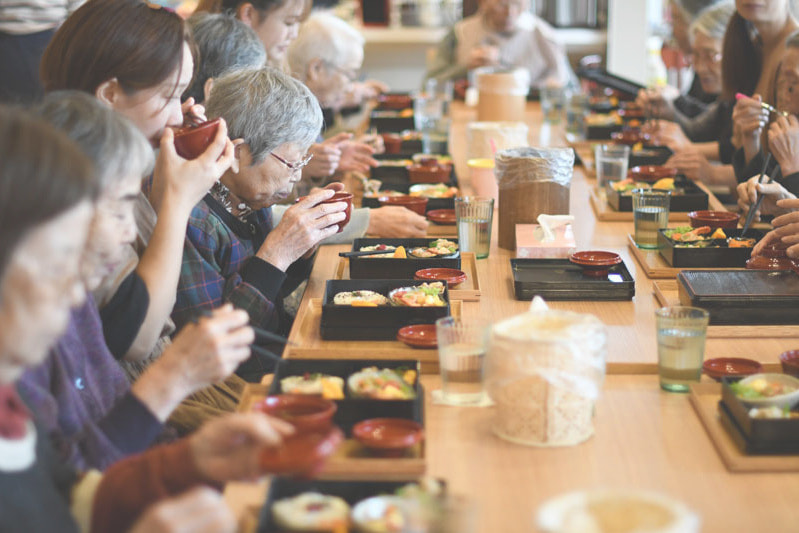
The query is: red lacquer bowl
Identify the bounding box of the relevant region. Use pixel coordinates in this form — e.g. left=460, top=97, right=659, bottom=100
left=352, top=418, right=423, bottom=457
left=381, top=133, right=402, bottom=154
left=628, top=165, right=678, bottom=183
left=746, top=243, right=798, bottom=271
left=397, top=324, right=438, bottom=349
left=259, top=426, right=343, bottom=476
left=569, top=251, right=622, bottom=277
left=611, top=129, right=651, bottom=146
left=253, top=395, right=337, bottom=433
left=702, top=358, right=763, bottom=381
left=414, top=267, right=467, bottom=287
left=298, top=192, right=353, bottom=233
left=780, top=350, right=799, bottom=378
left=377, top=93, right=413, bottom=111
left=173, top=118, right=222, bottom=160
left=426, top=209, right=456, bottom=225
left=407, top=163, right=451, bottom=184
left=378, top=195, right=428, bottom=216
left=687, top=210, right=739, bottom=230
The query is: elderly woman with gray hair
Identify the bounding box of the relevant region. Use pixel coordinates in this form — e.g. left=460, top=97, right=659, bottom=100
left=172, top=67, right=347, bottom=369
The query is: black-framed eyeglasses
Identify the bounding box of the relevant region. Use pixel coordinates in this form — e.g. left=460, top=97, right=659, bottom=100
left=270, top=151, right=314, bottom=173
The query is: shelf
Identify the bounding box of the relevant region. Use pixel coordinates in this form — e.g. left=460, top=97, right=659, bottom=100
left=359, top=26, right=606, bottom=49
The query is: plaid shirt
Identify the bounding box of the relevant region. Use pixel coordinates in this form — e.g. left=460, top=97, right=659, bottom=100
left=172, top=194, right=311, bottom=333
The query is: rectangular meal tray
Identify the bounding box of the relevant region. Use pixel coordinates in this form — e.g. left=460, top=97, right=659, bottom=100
left=629, top=146, right=673, bottom=167
left=718, top=381, right=799, bottom=454
left=586, top=123, right=623, bottom=140
left=321, top=279, right=451, bottom=340
left=258, top=479, right=443, bottom=533
left=268, top=358, right=423, bottom=434
left=371, top=154, right=458, bottom=191
left=606, top=176, right=708, bottom=212
left=370, top=112, right=415, bottom=133
left=349, top=238, right=461, bottom=279
left=510, top=258, right=636, bottom=301
left=677, top=270, right=799, bottom=325
left=657, top=228, right=764, bottom=268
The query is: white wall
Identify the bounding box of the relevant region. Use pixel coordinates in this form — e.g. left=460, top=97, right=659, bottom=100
left=607, top=0, right=664, bottom=85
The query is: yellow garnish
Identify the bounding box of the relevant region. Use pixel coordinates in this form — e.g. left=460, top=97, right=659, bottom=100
left=393, top=245, right=407, bottom=259
left=711, top=228, right=726, bottom=239
left=652, top=178, right=675, bottom=190
left=321, top=378, right=345, bottom=400
left=351, top=301, right=378, bottom=307
left=402, top=369, right=417, bottom=385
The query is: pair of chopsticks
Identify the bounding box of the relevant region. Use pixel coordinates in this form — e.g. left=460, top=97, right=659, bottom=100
left=195, top=309, right=294, bottom=365
left=338, top=249, right=397, bottom=258
left=741, top=153, right=773, bottom=237
left=735, top=92, right=790, bottom=118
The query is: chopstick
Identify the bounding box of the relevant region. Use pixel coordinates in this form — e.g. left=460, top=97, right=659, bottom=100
left=196, top=309, right=295, bottom=346
left=741, top=152, right=773, bottom=237
left=339, top=249, right=396, bottom=258
left=735, top=92, right=790, bottom=118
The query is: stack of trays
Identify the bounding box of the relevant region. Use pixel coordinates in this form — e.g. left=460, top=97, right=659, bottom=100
left=321, top=279, right=451, bottom=340
left=510, top=258, right=635, bottom=301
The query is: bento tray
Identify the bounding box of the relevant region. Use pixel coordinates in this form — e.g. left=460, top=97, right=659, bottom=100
left=370, top=112, right=415, bottom=133
left=606, top=177, right=708, bottom=212
left=586, top=123, right=623, bottom=140
left=349, top=238, right=460, bottom=279
left=719, top=380, right=799, bottom=454
left=657, top=228, right=764, bottom=268
left=258, top=479, right=444, bottom=533
left=677, top=270, right=799, bottom=325
left=510, top=258, right=635, bottom=301
left=267, top=359, right=423, bottom=435
left=321, top=279, right=451, bottom=340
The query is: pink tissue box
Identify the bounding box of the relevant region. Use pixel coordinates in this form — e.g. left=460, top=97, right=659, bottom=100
left=515, top=224, right=576, bottom=259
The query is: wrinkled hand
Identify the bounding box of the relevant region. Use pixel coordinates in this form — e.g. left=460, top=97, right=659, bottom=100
left=664, top=148, right=713, bottom=182
left=337, top=140, right=378, bottom=173
left=770, top=198, right=799, bottom=258
left=635, top=87, right=678, bottom=120
left=181, top=98, right=208, bottom=126
left=304, top=141, right=342, bottom=178
left=190, top=413, right=295, bottom=483
left=732, top=94, right=769, bottom=160
left=367, top=206, right=429, bottom=238
left=129, top=488, right=235, bottom=533
left=767, top=115, right=799, bottom=175
left=151, top=119, right=235, bottom=213
left=467, top=45, right=500, bottom=69
left=648, top=120, right=691, bottom=151
left=736, top=175, right=795, bottom=221
left=343, top=80, right=390, bottom=107
left=161, top=304, right=254, bottom=393
left=257, top=188, right=347, bottom=270
left=358, top=133, right=385, bottom=154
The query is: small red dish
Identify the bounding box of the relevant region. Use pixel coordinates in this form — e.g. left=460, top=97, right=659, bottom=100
left=426, top=209, right=456, bottom=225
left=260, top=426, right=343, bottom=476
left=687, top=210, right=739, bottom=230
left=746, top=242, right=798, bottom=271
left=377, top=93, right=413, bottom=111
left=253, top=395, right=337, bottom=433
left=702, top=358, right=763, bottom=382
left=611, top=129, right=651, bottom=146
left=378, top=195, right=428, bottom=216
left=352, top=418, right=424, bottom=457
left=628, top=165, right=677, bottom=182
left=381, top=133, right=402, bottom=154
left=414, top=267, right=466, bottom=287
left=397, top=324, right=437, bottom=349
left=407, top=163, right=451, bottom=184
left=780, top=350, right=799, bottom=378
left=173, top=118, right=222, bottom=160
left=568, top=251, right=622, bottom=277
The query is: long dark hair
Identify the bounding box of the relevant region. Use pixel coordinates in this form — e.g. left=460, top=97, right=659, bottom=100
left=0, top=106, right=97, bottom=280
left=195, top=0, right=287, bottom=16
left=40, top=0, right=197, bottom=97
left=721, top=11, right=762, bottom=101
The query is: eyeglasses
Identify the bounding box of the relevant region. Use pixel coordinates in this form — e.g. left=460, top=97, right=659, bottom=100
left=323, top=61, right=359, bottom=82
left=270, top=151, right=314, bottom=173
left=689, top=50, right=722, bottom=65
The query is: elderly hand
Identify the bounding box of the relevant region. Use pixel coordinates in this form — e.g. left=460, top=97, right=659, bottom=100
left=635, top=87, right=679, bottom=120
left=664, top=148, right=713, bottom=183
left=367, top=206, right=429, bottom=237
left=129, top=488, right=235, bottom=533
left=304, top=141, right=343, bottom=178
left=151, top=119, right=235, bottom=214
left=343, top=80, right=390, bottom=107
left=736, top=175, right=795, bottom=221
left=467, top=45, right=500, bottom=69
left=732, top=94, right=770, bottom=161
left=133, top=305, right=254, bottom=420
left=337, top=140, right=378, bottom=173
left=257, top=188, right=347, bottom=270
left=181, top=97, right=208, bottom=126
left=769, top=198, right=799, bottom=258
left=648, top=120, right=691, bottom=151
left=190, top=412, right=295, bottom=483
left=767, top=115, right=799, bottom=175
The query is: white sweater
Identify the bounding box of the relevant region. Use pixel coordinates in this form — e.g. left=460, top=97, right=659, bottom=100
left=0, top=0, right=84, bottom=34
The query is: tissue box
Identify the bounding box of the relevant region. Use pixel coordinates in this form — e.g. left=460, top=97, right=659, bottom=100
left=515, top=224, right=576, bottom=259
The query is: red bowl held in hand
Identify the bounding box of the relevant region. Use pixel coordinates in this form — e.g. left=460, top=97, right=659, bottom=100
left=352, top=418, right=423, bottom=457
left=298, top=192, right=353, bottom=233
left=253, top=395, right=337, bottom=433
left=381, top=133, right=402, bottom=154
left=259, top=427, right=343, bottom=476
left=687, top=210, right=739, bottom=230
left=378, top=195, right=428, bottom=216
left=173, top=118, right=222, bottom=160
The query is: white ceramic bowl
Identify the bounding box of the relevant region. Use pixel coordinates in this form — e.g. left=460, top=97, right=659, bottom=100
left=733, top=373, right=799, bottom=410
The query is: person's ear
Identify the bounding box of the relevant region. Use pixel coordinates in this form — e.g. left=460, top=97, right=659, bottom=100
left=203, top=78, right=215, bottom=104
left=95, top=78, right=123, bottom=107
left=307, top=58, right=325, bottom=84
left=237, top=2, right=259, bottom=27
left=231, top=139, right=247, bottom=174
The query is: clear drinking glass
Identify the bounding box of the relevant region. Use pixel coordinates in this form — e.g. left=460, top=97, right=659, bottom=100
left=414, top=87, right=450, bottom=154
left=565, top=92, right=589, bottom=141
left=632, top=188, right=671, bottom=249
left=594, top=144, right=630, bottom=186
left=540, top=86, right=566, bottom=124
left=656, top=307, right=710, bottom=392
left=436, top=317, right=488, bottom=405
left=454, top=196, right=494, bottom=259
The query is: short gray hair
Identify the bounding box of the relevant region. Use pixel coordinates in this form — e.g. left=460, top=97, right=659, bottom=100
left=689, top=2, right=734, bottom=43
left=184, top=13, right=267, bottom=103
left=672, top=0, right=728, bottom=19
left=205, top=67, right=322, bottom=164
left=33, top=91, right=154, bottom=191
left=288, top=12, right=364, bottom=81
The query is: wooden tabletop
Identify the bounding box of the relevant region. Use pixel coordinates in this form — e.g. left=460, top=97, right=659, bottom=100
left=226, top=102, right=799, bottom=532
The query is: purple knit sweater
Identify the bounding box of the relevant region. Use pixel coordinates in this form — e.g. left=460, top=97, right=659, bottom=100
left=17, top=295, right=163, bottom=470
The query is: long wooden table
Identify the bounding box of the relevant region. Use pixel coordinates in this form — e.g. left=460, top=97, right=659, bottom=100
left=226, top=103, right=799, bottom=532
